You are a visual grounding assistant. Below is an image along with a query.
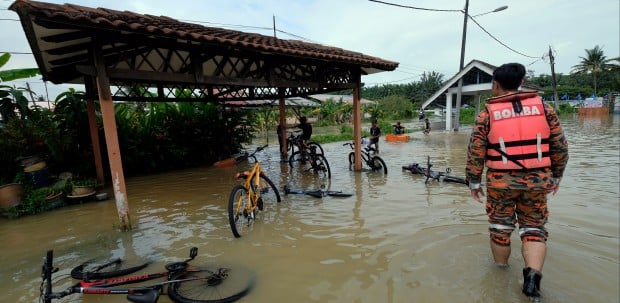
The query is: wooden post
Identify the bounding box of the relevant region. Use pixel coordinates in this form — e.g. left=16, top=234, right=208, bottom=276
left=352, top=76, right=362, bottom=171
left=92, top=48, right=132, bottom=231
left=278, top=88, right=287, bottom=159
left=85, top=96, right=104, bottom=185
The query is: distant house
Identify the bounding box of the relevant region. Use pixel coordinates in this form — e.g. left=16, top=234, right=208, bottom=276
left=422, top=60, right=540, bottom=130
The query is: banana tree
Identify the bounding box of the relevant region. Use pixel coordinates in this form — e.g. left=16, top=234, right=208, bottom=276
left=0, top=53, right=40, bottom=121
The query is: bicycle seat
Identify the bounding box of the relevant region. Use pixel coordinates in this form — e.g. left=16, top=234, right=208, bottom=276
left=126, top=288, right=160, bottom=303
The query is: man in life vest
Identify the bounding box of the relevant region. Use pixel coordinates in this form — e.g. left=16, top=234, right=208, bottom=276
left=466, top=63, right=569, bottom=301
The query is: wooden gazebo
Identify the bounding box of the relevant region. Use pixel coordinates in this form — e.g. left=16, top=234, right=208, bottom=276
left=9, top=0, right=398, bottom=230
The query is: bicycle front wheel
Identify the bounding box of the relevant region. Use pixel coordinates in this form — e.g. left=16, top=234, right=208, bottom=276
left=168, top=265, right=255, bottom=303
left=311, top=154, right=331, bottom=179
left=348, top=152, right=355, bottom=168
left=370, top=156, right=388, bottom=174
left=228, top=185, right=254, bottom=238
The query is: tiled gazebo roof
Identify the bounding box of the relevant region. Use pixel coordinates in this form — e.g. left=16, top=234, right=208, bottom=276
left=10, top=0, right=399, bottom=101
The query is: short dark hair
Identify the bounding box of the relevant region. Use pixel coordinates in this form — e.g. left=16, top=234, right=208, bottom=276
left=300, top=116, right=307, bottom=123
left=493, top=63, right=526, bottom=91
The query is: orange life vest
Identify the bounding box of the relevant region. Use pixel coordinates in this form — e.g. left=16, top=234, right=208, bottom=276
left=485, top=92, right=551, bottom=170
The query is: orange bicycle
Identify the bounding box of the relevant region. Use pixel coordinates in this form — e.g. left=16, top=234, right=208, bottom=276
left=228, top=146, right=281, bottom=238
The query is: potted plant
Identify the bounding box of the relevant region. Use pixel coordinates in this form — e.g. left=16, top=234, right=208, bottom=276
left=0, top=172, right=26, bottom=210
left=43, top=179, right=68, bottom=210
left=70, top=178, right=97, bottom=197
left=0, top=182, right=23, bottom=209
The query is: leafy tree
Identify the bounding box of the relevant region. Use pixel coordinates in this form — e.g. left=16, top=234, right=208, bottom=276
left=570, top=45, right=620, bottom=94
left=377, top=95, right=412, bottom=119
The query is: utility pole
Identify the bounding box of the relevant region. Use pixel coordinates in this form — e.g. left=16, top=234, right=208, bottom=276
left=454, top=0, right=469, bottom=132
left=272, top=15, right=276, bottom=38
left=548, top=46, right=559, bottom=110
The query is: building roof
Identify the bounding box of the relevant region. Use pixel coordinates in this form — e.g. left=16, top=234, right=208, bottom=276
left=421, top=59, right=541, bottom=109
left=223, top=94, right=375, bottom=108
left=9, top=0, right=399, bottom=102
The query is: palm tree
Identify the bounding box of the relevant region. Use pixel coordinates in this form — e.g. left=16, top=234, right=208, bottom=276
left=570, top=45, right=619, bottom=95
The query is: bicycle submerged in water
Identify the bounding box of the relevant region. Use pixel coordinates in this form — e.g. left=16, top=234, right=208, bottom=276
left=228, top=145, right=282, bottom=238
left=402, top=156, right=466, bottom=185
left=40, top=247, right=254, bottom=303
left=343, top=141, right=387, bottom=174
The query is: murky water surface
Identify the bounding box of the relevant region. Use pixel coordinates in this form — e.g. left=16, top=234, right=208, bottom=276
left=1, top=114, right=618, bottom=303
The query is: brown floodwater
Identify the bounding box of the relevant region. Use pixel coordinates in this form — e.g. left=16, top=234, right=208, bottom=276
left=1, top=114, right=618, bottom=303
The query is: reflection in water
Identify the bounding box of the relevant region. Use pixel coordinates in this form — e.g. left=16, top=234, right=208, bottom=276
left=1, top=114, right=618, bottom=303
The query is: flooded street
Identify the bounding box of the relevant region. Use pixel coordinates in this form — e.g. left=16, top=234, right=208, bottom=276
left=1, top=114, right=618, bottom=303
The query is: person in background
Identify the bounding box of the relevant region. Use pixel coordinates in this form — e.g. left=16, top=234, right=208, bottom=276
left=298, top=116, right=312, bottom=146
left=465, top=62, right=569, bottom=301
left=419, top=109, right=426, bottom=120
left=423, top=118, right=431, bottom=135
left=392, top=122, right=405, bottom=134
left=367, top=119, right=381, bottom=153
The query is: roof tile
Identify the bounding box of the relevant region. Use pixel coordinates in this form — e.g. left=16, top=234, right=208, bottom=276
left=10, top=0, right=398, bottom=70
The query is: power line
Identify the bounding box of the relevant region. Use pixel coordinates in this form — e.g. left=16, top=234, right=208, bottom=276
left=466, top=15, right=539, bottom=59
left=368, top=0, right=460, bottom=13
left=0, top=51, right=33, bottom=54
left=368, top=0, right=541, bottom=60
left=366, top=74, right=423, bottom=86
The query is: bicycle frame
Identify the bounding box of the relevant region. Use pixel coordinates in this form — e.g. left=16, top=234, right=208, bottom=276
left=285, top=131, right=307, bottom=156
left=235, top=161, right=265, bottom=215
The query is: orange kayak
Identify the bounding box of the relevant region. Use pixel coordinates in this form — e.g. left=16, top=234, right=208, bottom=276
left=213, top=157, right=236, bottom=167
left=386, top=134, right=410, bottom=142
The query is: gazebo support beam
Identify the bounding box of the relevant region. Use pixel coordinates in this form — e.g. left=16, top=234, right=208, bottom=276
left=352, top=72, right=362, bottom=171
left=278, top=88, right=287, bottom=159
left=93, top=47, right=132, bottom=231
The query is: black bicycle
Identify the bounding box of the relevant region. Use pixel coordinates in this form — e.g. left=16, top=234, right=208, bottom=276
left=402, top=156, right=466, bottom=185
left=288, top=144, right=331, bottom=179
left=40, top=247, right=254, bottom=303
left=283, top=179, right=352, bottom=198
left=286, top=130, right=324, bottom=155
left=343, top=142, right=387, bottom=174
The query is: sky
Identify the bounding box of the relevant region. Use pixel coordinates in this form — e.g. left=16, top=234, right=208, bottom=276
left=1, top=0, right=618, bottom=101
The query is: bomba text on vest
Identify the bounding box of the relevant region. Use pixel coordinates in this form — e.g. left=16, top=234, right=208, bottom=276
left=493, top=105, right=542, bottom=120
